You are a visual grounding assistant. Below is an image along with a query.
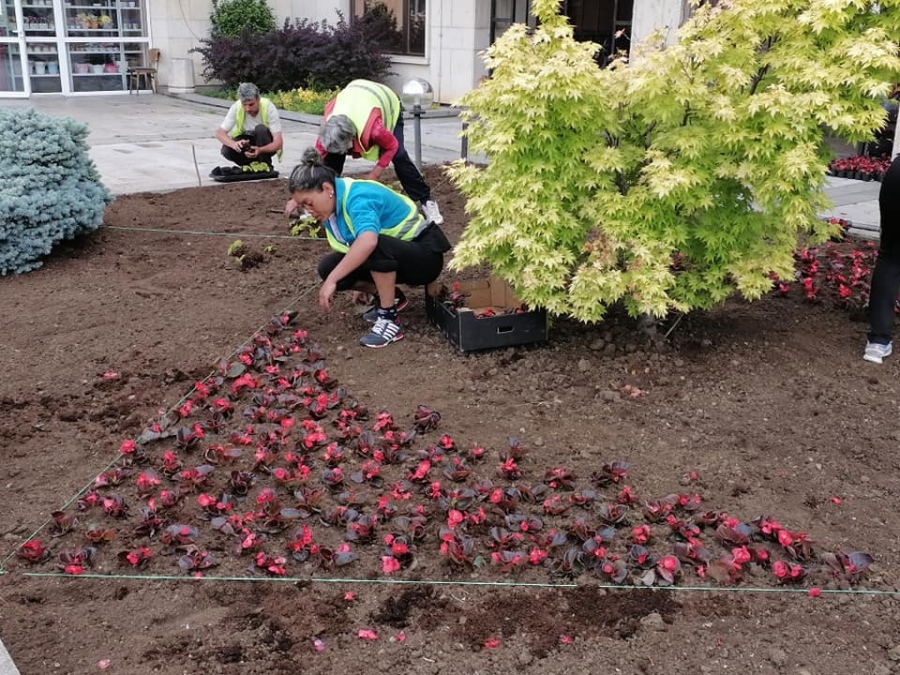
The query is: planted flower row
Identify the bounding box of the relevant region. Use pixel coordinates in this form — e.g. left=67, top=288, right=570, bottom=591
left=15, top=315, right=874, bottom=590
left=769, top=236, right=878, bottom=313
left=828, top=155, right=891, bottom=181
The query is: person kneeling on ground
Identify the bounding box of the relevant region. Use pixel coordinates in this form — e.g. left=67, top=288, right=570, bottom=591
left=215, top=82, right=283, bottom=172
left=313, top=78, right=443, bottom=226
left=288, top=147, right=451, bottom=348
left=864, top=152, right=900, bottom=364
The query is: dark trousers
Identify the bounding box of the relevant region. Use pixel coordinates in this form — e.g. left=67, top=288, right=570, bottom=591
left=220, top=124, right=274, bottom=166
left=317, top=226, right=449, bottom=290
left=868, top=154, right=900, bottom=344
left=323, top=115, right=431, bottom=204
left=868, top=252, right=900, bottom=344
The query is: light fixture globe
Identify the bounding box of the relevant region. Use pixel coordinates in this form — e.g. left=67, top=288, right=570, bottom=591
left=401, top=78, right=434, bottom=108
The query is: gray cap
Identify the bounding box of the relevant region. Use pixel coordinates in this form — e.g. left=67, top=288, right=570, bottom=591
left=320, top=114, right=356, bottom=154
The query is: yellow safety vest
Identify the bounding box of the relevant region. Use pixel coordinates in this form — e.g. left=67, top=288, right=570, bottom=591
left=330, top=80, right=401, bottom=162
left=232, top=97, right=282, bottom=161
left=324, top=178, right=425, bottom=253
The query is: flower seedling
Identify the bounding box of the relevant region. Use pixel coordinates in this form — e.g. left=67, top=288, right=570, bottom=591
left=772, top=560, right=808, bottom=583
left=178, top=547, right=217, bottom=572
left=820, top=551, right=874, bottom=583
left=160, top=524, right=199, bottom=549
left=203, top=444, right=243, bottom=466
left=119, top=546, right=153, bottom=569
left=413, top=405, right=442, bottom=433
left=253, top=551, right=288, bottom=576
left=17, top=540, right=50, bottom=564
left=592, top=461, right=630, bottom=486
left=83, top=526, right=117, bottom=545
left=640, top=555, right=681, bottom=587
left=58, top=547, right=96, bottom=575
left=50, top=511, right=78, bottom=536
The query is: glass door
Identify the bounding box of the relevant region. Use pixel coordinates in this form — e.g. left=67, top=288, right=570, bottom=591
left=23, top=0, right=62, bottom=93
left=64, top=0, right=148, bottom=93
left=0, top=0, right=30, bottom=95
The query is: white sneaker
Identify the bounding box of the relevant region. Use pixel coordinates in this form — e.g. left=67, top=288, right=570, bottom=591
left=863, top=341, right=892, bottom=364
left=422, top=200, right=444, bottom=225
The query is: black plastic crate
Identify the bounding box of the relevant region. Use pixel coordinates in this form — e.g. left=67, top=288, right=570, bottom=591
left=425, top=276, right=548, bottom=352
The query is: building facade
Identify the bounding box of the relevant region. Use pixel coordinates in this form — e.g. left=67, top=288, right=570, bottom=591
left=0, top=0, right=689, bottom=98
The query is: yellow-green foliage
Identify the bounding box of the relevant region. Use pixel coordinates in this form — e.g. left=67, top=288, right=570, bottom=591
left=450, top=0, right=900, bottom=321
left=269, top=88, right=340, bottom=116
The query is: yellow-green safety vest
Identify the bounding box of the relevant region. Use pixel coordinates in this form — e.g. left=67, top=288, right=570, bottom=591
left=325, top=178, right=425, bottom=253
left=232, top=97, right=283, bottom=161
left=331, top=80, right=401, bottom=162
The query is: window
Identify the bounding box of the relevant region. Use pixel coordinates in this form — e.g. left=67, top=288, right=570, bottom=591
left=352, top=0, right=426, bottom=57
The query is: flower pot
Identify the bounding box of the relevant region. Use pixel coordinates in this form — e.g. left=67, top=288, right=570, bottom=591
left=47, top=61, right=58, bottom=75
left=74, top=63, right=90, bottom=74
left=91, top=64, right=104, bottom=74
left=32, top=61, right=46, bottom=75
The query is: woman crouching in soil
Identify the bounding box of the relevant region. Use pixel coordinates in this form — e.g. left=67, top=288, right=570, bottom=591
left=287, top=146, right=451, bottom=348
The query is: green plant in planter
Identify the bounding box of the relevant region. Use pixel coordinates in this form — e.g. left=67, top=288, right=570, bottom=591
left=210, top=0, right=275, bottom=38
left=449, top=0, right=900, bottom=322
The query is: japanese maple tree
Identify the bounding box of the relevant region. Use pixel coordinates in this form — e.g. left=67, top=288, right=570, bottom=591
left=450, top=0, right=900, bottom=321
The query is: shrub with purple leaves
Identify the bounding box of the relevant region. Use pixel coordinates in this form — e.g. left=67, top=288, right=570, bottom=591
left=0, top=108, right=112, bottom=275
left=192, top=13, right=392, bottom=92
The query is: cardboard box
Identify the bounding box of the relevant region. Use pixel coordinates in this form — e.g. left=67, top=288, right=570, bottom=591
left=425, top=276, right=548, bottom=352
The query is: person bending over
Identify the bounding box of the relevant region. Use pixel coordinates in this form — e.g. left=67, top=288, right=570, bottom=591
left=313, top=78, right=443, bottom=226
left=864, top=152, right=900, bottom=364
left=215, top=82, right=283, bottom=171
left=288, top=146, right=451, bottom=348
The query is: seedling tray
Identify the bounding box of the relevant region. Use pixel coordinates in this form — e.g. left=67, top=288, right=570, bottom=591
left=426, top=276, right=548, bottom=352
left=209, top=168, right=280, bottom=183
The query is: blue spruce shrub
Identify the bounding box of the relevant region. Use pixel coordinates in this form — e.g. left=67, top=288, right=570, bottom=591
left=0, top=108, right=113, bottom=275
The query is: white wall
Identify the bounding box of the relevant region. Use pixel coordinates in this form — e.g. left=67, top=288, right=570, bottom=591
left=144, top=0, right=515, bottom=99
left=631, top=0, right=685, bottom=47
left=148, top=0, right=211, bottom=86
left=380, top=0, right=490, bottom=105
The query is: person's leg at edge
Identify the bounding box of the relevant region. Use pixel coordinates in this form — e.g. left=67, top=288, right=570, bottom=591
left=866, top=154, right=900, bottom=363
left=866, top=251, right=900, bottom=357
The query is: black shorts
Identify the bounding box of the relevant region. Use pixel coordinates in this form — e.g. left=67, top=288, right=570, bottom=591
left=317, top=224, right=451, bottom=289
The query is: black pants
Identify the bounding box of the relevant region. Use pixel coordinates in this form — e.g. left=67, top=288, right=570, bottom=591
left=220, top=124, right=274, bottom=166
left=323, top=115, right=431, bottom=204
left=868, top=154, right=900, bottom=344
left=317, top=225, right=450, bottom=290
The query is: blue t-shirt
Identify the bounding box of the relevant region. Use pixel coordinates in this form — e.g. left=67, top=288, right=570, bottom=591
left=327, top=178, right=422, bottom=246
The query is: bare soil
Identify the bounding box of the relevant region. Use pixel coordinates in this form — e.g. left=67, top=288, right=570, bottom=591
left=1, top=166, right=899, bottom=675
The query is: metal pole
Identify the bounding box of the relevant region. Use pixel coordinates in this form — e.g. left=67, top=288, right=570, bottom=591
left=461, top=121, right=469, bottom=162
left=412, top=103, right=423, bottom=171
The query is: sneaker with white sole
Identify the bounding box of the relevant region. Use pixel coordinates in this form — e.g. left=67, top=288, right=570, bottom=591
left=362, top=289, right=409, bottom=323
left=422, top=200, right=444, bottom=225
left=863, top=341, right=892, bottom=364
left=360, top=317, right=404, bottom=348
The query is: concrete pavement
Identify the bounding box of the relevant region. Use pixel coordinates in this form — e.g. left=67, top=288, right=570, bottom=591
left=0, top=92, right=476, bottom=194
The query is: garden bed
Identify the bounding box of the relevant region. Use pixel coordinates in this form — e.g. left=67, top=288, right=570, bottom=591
left=1, top=166, right=899, bottom=674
